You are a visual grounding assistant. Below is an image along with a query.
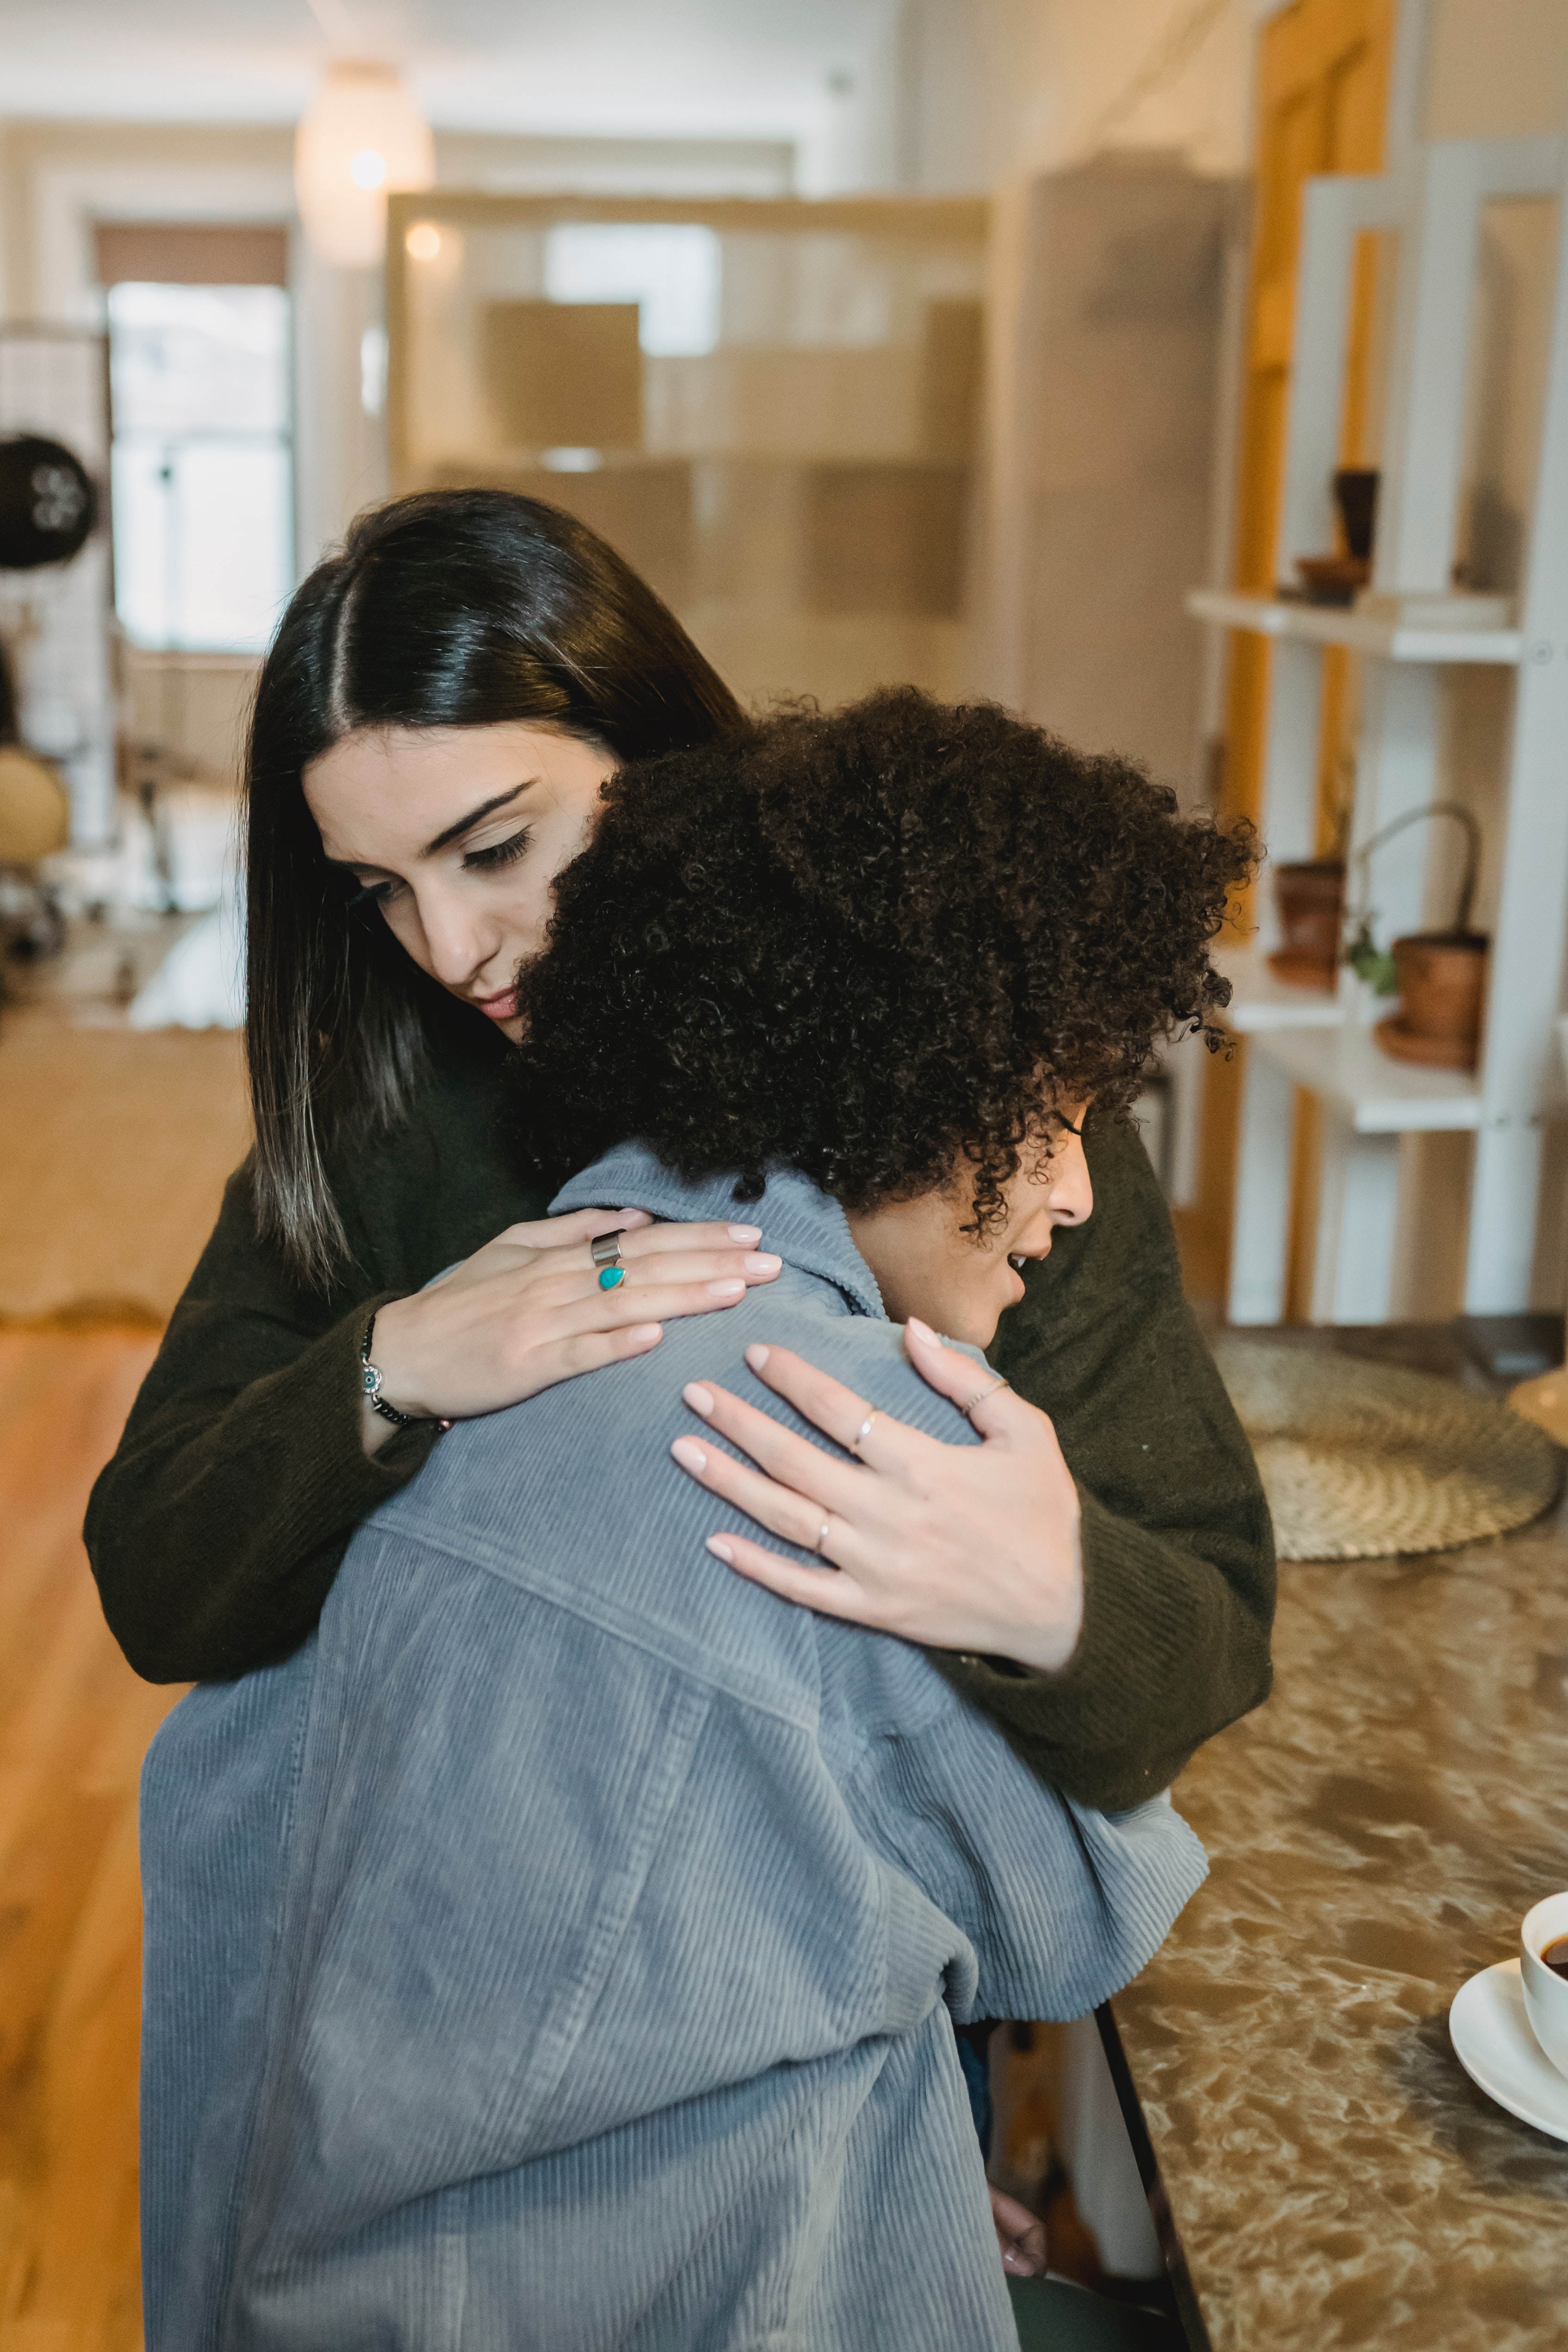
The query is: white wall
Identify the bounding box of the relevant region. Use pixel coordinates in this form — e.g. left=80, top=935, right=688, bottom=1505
left=977, top=157, right=1238, bottom=774
left=897, top=0, right=1568, bottom=196
left=1425, top=0, right=1568, bottom=139
left=889, top=0, right=1259, bottom=195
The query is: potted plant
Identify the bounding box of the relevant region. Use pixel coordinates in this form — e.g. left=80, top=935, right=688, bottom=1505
left=1343, top=801, right=1487, bottom=1071
left=1269, top=856, right=1346, bottom=991
left=1267, top=781, right=1351, bottom=992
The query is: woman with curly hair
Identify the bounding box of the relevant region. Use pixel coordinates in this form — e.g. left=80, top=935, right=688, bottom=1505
left=515, top=685, right=1264, bottom=1680
left=141, top=688, right=1253, bottom=2352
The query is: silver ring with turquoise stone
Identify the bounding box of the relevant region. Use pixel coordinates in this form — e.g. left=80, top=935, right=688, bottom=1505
left=591, top=1229, right=627, bottom=1291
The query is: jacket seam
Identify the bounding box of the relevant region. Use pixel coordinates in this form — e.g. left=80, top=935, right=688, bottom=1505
left=371, top=1511, right=824, bottom=1732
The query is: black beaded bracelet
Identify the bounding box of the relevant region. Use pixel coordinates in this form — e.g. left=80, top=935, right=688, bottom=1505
left=359, top=1310, right=453, bottom=1432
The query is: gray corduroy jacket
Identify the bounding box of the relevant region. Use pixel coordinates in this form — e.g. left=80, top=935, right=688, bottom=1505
left=140, top=1146, right=1206, bottom=2352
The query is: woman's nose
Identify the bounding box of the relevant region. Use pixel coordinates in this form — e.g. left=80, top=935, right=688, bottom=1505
left=1048, top=1133, right=1094, bottom=1225
left=416, top=886, right=499, bottom=990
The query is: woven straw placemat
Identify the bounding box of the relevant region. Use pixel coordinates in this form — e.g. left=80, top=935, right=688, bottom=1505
left=1212, top=1336, right=1562, bottom=1562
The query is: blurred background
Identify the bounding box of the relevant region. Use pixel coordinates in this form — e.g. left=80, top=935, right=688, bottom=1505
left=1, top=2, right=1567, bottom=2343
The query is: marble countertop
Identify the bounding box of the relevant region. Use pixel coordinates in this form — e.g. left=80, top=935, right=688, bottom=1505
left=1112, top=1503, right=1568, bottom=2351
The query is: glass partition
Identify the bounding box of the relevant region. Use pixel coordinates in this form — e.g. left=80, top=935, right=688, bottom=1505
left=387, top=193, right=989, bottom=710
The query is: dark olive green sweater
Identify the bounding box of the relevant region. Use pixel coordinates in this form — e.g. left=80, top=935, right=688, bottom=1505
left=84, top=1033, right=1274, bottom=1812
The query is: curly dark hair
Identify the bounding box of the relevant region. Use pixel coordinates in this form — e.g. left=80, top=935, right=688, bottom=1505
left=513, top=687, right=1253, bottom=1234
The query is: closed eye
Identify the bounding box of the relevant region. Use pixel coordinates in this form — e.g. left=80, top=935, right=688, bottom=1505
left=462, top=825, right=534, bottom=872
left=339, top=825, right=534, bottom=910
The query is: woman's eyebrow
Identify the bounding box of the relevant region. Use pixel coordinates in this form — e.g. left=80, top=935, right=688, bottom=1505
left=422, top=784, right=529, bottom=858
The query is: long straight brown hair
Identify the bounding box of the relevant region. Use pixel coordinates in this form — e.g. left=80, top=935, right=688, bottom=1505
left=245, top=489, right=744, bottom=1291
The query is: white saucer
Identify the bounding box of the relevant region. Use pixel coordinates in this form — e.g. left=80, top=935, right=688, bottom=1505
left=1449, top=1959, right=1568, bottom=2141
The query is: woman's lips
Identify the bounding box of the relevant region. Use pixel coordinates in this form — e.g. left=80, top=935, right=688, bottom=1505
left=473, top=988, right=520, bottom=1022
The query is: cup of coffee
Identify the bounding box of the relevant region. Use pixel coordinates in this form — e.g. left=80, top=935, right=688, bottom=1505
left=1520, top=1892, right=1568, bottom=2079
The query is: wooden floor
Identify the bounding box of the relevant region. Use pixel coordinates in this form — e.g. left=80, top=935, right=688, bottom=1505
left=0, top=1011, right=248, bottom=1327
left=0, top=1328, right=179, bottom=2352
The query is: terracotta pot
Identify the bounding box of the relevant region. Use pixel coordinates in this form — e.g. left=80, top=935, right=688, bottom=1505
left=1268, top=860, right=1345, bottom=990
left=1374, top=931, right=1488, bottom=1072
left=1294, top=553, right=1368, bottom=606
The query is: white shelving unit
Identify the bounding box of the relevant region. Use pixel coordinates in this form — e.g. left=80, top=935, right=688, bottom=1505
left=1210, top=938, right=1344, bottom=1032
left=1186, top=588, right=1522, bottom=666
left=1202, top=125, right=1568, bottom=1327
left=1246, top=1027, right=1482, bottom=1134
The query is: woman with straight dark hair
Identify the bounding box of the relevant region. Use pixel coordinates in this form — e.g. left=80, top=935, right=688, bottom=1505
left=87, top=488, right=1272, bottom=1850
left=244, top=490, right=744, bottom=1294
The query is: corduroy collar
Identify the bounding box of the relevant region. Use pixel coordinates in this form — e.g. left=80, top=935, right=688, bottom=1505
left=551, top=1144, right=888, bottom=1322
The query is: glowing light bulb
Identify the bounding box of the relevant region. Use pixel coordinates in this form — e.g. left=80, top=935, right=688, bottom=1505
left=405, top=222, right=442, bottom=261
left=294, top=62, right=434, bottom=267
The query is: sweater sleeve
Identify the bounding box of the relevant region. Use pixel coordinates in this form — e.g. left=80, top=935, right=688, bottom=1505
left=84, top=1161, right=442, bottom=1684
left=942, top=1114, right=1276, bottom=1814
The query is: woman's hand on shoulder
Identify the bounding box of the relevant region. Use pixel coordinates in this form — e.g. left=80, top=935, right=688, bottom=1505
left=667, top=1319, right=1084, bottom=1671
left=361, top=1208, right=781, bottom=1453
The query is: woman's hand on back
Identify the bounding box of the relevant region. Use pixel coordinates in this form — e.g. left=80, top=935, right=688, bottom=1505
left=668, top=1319, right=1084, bottom=1671
left=362, top=1208, right=781, bottom=1454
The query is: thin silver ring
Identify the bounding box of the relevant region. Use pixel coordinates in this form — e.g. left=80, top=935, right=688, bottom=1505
left=590, top=1229, right=626, bottom=1270
left=848, top=1411, right=877, bottom=1457
left=961, top=1375, right=1011, bottom=1422
left=815, top=1519, right=831, bottom=1555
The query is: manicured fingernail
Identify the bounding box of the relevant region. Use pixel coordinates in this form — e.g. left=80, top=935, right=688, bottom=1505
left=671, top=1437, right=707, bottom=1472
left=707, top=1278, right=745, bottom=1297
left=707, top=1537, right=734, bottom=1563
left=728, top=1223, right=762, bottom=1242
left=743, top=1253, right=781, bottom=1275
left=906, top=1316, right=936, bottom=1344
left=683, top=1383, right=714, bottom=1416
left=619, top=1209, right=652, bottom=1224
left=628, top=1323, right=661, bottom=1346
left=745, top=1344, right=770, bottom=1371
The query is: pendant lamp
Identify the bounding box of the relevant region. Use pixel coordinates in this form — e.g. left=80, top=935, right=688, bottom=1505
left=295, top=62, right=435, bottom=268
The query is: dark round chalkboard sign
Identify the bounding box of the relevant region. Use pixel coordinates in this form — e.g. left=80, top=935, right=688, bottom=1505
left=0, top=435, right=98, bottom=571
